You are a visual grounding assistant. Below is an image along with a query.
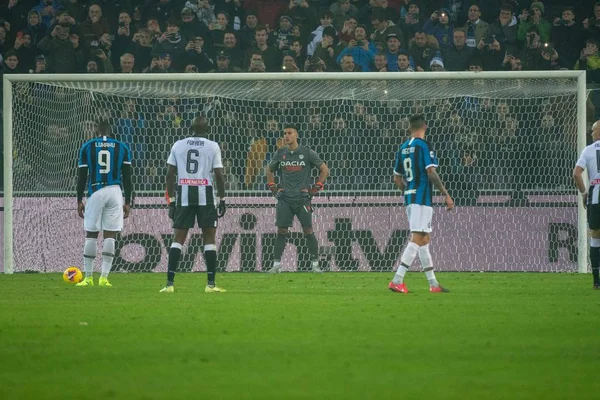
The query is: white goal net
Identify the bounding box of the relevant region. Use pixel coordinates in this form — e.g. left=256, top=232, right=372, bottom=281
left=2, top=72, right=586, bottom=273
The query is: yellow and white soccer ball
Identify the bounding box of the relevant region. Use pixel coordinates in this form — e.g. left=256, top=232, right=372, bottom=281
left=63, top=266, right=83, bottom=284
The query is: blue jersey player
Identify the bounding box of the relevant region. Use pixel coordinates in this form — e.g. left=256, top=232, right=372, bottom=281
left=388, top=114, right=454, bottom=294
left=76, top=121, right=133, bottom=287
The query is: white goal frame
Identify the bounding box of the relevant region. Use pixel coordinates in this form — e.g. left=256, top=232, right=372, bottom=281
left=2, top=71, right=588, bottom=274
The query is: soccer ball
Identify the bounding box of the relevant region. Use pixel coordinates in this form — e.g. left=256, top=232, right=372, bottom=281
left=63, top=266, right=83, bottom=284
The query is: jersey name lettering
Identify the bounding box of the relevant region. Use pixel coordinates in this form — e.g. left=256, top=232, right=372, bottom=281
left=95, top=142, right=115, bottom=148
left=187, top=140, right=205, bottom=146
left=179, top=178, right=209, bottom=186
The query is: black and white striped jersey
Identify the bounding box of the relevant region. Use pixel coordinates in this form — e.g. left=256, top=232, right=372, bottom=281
left=576, top=140, right=600, bottom=205
left=167, top=136, right=223, bottom=207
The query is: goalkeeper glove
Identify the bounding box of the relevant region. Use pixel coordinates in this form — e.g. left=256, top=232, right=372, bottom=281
left=217, top=199, right=226, bottom=218
left=267, top=182, right=284, bottom=200
left=309, top=182, right=324, bottom=196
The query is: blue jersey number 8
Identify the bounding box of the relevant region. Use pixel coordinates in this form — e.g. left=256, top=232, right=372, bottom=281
left=403, top=158, right=413, bottom=182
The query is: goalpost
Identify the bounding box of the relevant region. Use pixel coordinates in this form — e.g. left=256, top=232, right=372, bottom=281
left=2, top=71, right=588, bottom=274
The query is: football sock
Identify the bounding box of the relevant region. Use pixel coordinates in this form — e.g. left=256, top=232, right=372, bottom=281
left=205, top=244, right=217, bottom=287
left=305, top=233, right=319, bottom=261
left=100, top=238, right=115, bottom=278
left=590, top=238, right=600, bottom=284
left=167, top=242, right=183, bottom=286
left=83, top=238, right=96, bottom=278
left=419, top=244, right=439, bottom=287
left=393, top=242, right=419, bottom=283
left=392, top=265, right=409, bottom=284
left=274, top=233, right=287, bottom=261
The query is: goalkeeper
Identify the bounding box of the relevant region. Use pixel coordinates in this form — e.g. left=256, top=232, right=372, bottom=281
left=266, top=125, right=329, bottom=273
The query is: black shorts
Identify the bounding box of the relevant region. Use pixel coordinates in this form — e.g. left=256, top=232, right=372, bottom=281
left=276, top=198, right=313, bottom=228
left=588, top=204, right=600, bottom=230
left=173, top=205, right=218, bottom=230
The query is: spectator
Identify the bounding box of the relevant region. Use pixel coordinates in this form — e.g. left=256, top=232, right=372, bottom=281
left=2, top=50, right=21, bottom=73
left=208, top=12, right=230, bottom=50
left=430, top=54, right=444, bottom=71
left=288, top=38, right=306, bottom=69
left=151, top=19, right=187, bottom=71
left=468, top=57, right=483, bottom=72
left=112, top=11, right=135, bottom=69
left=146, top=18, right=162, bottom=42
left=385, top=32, right=409, bottom=71
left=397, top=1, right=423, bottom=41
left=576, top=38, right=600, bottom=84
left=86, top=59, right=99, bottom=73
left=331, top=0, right=359, bottom=31
left=159, top=52, right=176, bottom=72
left=222, top=31, right=245, bottom=69
left=270, top=15, right=296, bottom=51
left=185, top=0, right=216, bottom=28
left=502, top=52, right=522, bottom=71
left=397, top=51, right=414, bottom=72
left=90, top=47, right=113, bottom=72
left=144, top=55, right=166, bottom=73
left=31, top=54, right=47, bottom=73
left=26, top=10, right=47, bottom=47
left=239, top=10, right=259, bottom=49
left=373, top=52, right=387, bottom=71
left=518, top=26, right=551, bottom=71
left=477, top=30, right=504, bottom=71
left=180, top=6, right=209, bottom=44
left=336, top=25, right=376, bottom=71
left=517, top=2, right=551, bottom=44
left=37, top=23, right=84, bottom=73
left=424, top=8, right=454, bottom=49
left=1, top=0, right=34, bottom=33
left=307, top=11, right=335, bottom=57
left=247, top=51, right=266, bottom=72
left=33, top=0, right=62, bottom=29
left=583, top=2, right=600, bottom=39
left=285, top=0, right=319, bottom=33
left=79, top=3, right=110, bottom=49
left=442, top=28, right=475, bottom=71
left=243, top=0, right=289, bottom=29
left=119, top=53, right=135, bottom=73
left=243, top=25, right=280, bottom=72
left=339, top=53, right=358, bottom=71
left=281, top=52, right=300, bottom=72
left=339, top=16, right=358, bottom=44
left=463, top=3, right=489, bottom=48
left=312, top=26, right=343, bottom=71
left=183, top=35, right=214, bottom=72
left=408, top=30, right=438, bottom=71
left=484, top=3, right=518, bottom=54
left=551, top=6, right=585, bottom=70
left=13, top=32, right=38, bottom=72
left=371, top=9, right=404, bottom=50
left=219, top=0, right=245, bottom=31
left=127, top=29, right=153, bottom=72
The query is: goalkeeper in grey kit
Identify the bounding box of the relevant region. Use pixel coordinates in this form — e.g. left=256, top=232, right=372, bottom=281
left=266, top=125, right=329, bottom=273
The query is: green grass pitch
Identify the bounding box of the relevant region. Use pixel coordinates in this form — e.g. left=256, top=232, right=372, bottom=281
left=0, top=272, right=598, bottom=400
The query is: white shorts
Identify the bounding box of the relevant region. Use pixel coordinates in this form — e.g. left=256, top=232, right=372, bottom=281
left=406, top=204, right=433, bottom=233
left=84, top=185, right=124, bottom=232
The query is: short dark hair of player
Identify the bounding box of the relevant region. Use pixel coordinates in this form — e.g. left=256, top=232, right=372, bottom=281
left=97, top=120, right=112, bottom=136
left=409, top=114, right=426, bottom=132
left=191, top=115, right=209, bottom=136
left=283, top=123, right=299, bottom=134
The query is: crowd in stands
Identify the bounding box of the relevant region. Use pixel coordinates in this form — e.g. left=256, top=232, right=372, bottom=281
left=0, top=0, right=598, bottom=77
